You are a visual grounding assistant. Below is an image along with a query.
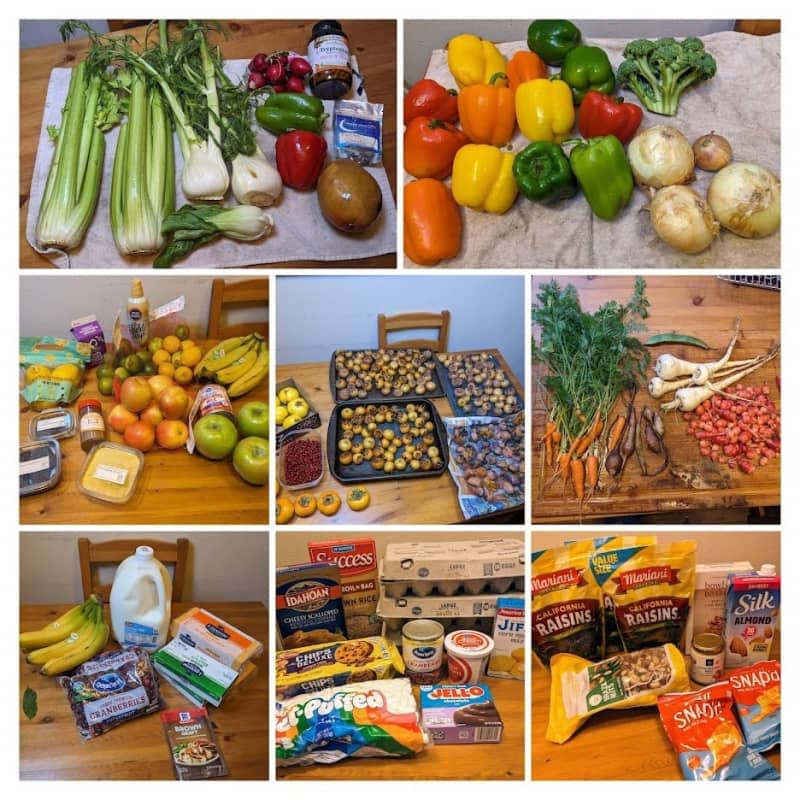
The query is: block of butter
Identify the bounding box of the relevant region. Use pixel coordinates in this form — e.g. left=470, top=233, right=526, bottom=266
left=169, top=607, right=263, bottom=670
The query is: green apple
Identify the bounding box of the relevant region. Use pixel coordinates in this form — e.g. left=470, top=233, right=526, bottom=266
left=193, top=414, right=239, bottom=460
left=233, top=437, right=269, bottom=485
left=237, top=401, right=269, bottom=439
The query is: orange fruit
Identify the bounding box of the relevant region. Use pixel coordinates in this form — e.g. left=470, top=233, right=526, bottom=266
left=163, top=335, right=181, bottom=354
left=171, top=351, right=184, bottom=367
left=180, top=339, right=196, bottom=352
left=158, top=362, right=175, bottom=378
left=180, top=345, right=203, bottom=368
left=152, top=349, right=171, bottom=366
left=174, top=366, right=193, bottom=385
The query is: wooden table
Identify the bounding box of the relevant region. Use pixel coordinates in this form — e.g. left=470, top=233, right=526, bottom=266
left=532, top=275, right=781, bottom=524
left=279, top=675, right=524, bottom=780
left=276, top=350, right=525, bottom=525
left=19, top=19, right=397, bottom=269
left=532, top=644, right=781, bottom=780
left=20, top=342, right=268, bottom=525
left=20, top=601, right=268, bottom=780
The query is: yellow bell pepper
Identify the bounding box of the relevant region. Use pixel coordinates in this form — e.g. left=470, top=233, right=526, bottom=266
left=451, top=144, right=518, bottom=214
left=447, top=34, right=506, bottom=89
left=515, top=78, right=575, bottom=143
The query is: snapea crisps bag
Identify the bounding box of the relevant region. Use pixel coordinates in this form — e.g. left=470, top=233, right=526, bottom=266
left=589, top=539, right=696, bottom=653
left=727, top=660, right=781, bottom=753
left=532, top=541, right=603, bottom=666
left=546, top=643, right=689, bottom=743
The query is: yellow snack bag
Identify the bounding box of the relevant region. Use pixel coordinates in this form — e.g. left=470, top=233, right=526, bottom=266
left=546, top=644, right=689, bottom=743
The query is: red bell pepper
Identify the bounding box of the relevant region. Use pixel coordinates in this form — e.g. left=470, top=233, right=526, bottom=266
left=577, top=90, right=643, bottom=145
left=404, top=116, right=469, bottom=179
left=275, top=130, right=328, bottom=190
left=404, top=78, right=459, bottom=125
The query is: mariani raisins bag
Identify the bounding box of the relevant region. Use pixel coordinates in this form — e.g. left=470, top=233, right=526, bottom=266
left=657, top=682, right=779, bottom=780
left=589, top=540, right=696, bottom=653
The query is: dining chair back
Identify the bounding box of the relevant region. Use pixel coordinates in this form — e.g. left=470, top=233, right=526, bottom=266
left=78, top=538, right=189, bottom=603
left=377, top=310, right=451, bottom=352
left=207, top=278, right=269, bottom=339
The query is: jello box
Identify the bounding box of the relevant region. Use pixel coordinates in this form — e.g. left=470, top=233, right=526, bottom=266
left=724, top=570, right=780, bottom=668
left=419, top=684, right=503, bottom=744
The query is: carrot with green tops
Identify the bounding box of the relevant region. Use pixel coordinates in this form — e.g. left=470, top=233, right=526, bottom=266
left=574, top=409, right=604, bottom=457
left=606, top=412, right=627, bottom=453
left=570, top=457, right=586, bottom=502
left=542, top=420, right=557, bottom=466
left=585, top=452, right=600, bottom=500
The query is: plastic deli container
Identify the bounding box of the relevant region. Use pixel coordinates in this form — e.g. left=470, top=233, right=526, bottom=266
left=29, top=408, right=76, bottom=440
left=20, top=439, right=62, bottom=496
left=445, top=630, right=494, bottom=683
left=77, top=442, right=144, bottom=504
left=402, top=619, right=445, bottom=684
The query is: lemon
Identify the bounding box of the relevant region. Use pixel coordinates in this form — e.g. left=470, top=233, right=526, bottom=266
left=180, top=345, right=203, bottom=368
left=51, top=363, right=83, bottom=386
left=282, top=414, right=301, bottom=429
left=25, top=364, right=52, bottom=383
left=174, top=366, right=193, bottom=385
left=278, top=386, right=300, bottom=404
left=158, top=363, right=175, bottom=378
left=163, top=335, right=181, bottom=354
left=153, top=349, right=171, bottom=366
left=171, top=351, right=184, bottom=367
left=275, top=405, right=289, bottom=424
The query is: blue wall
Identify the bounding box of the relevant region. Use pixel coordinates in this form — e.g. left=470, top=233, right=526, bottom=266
left=276, top=275, right=526, bottom=381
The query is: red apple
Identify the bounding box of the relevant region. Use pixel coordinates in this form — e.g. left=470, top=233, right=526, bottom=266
left=148, top=374, right=174, bottom=397
left=108, top=404, right=139, bottom=434
left=140, top=402, right=165, bottom=428
left=156, top=419, right=190, bottom=450
left=123, top=420, right=155, bottom=452
left=120, top=376, right=154, bottom=413
left=157, top=385, right=190, bottom=420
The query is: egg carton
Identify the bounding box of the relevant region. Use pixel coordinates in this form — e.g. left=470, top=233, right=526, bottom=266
left=381, top=574, right=525, bottom=598
left=382, top=616, right=495, bottom=637
left=380, top=540, right=525, bottom=581
left=377, top=587, right=524, bottom=619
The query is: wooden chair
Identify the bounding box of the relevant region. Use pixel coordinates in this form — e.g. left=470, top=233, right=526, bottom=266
left=78, top=538, right=189, bottom=603
left=207, top=278, right=269, bottom=339
left=734, top=20, right=780, bottom=35
left=377, top=310, right=451, bottom=352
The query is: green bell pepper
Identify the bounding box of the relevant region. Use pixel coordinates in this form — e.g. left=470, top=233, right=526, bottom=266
left=569, top=135, right=633, bottom=220
left=255, top=92, right=328, bottom=135
left=560, top=45, right=615, bottom=105
left=512, top=142, right=577, bottom=205
left=527, top=20, right=581, bottom=66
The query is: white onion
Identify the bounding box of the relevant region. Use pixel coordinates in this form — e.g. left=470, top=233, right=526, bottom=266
left=649, top=185, right=719, bottom=254
left=707, top=163, right=781, bottom=238
left=627, top=125, right=695, bottom=188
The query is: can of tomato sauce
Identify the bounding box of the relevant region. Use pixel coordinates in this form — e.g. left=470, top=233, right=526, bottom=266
left=187, top=384, right=235, bottom=454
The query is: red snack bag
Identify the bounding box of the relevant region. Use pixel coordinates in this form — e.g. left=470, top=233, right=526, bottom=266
left=657, top=682, right=779, bottom=781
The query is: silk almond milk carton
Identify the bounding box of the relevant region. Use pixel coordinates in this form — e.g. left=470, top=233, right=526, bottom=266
left=308, top=538, right=381, bottom=638
left=724, top=566, right=780, bottom=668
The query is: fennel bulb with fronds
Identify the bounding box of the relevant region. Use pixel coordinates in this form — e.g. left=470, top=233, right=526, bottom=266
left=230, top=146, right=282, bottom=207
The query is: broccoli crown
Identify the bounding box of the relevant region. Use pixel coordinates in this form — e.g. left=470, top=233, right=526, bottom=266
left=616, top=36, right=717, bottom=116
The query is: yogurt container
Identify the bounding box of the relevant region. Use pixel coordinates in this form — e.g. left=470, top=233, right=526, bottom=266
left=402, top=619, right=445, bottom=684
left=445, top=630, right=494, bottom=683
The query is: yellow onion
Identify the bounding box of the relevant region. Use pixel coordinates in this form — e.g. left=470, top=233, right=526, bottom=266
left=692, top=132, right=732, bottom=172
left=627, top=125, right=695, bottom=188
left=649, top=185, right=719, bottom=254
left=707, top=163, right=781, bottom=238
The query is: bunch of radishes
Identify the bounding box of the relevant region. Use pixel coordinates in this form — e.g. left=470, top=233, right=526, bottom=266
left=248, top=51, right=312, bottom=93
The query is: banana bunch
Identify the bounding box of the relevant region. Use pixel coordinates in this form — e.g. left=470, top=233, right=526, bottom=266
left=194, top=332, right=268, bottom=398
left=20, top=595, right=110, bottom=676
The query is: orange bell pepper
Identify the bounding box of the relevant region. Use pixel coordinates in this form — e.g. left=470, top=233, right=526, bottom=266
left=404, top=116, right=469, bottom=180
left=404, top=179, right=462, bottom=266
left=457, top=73, right=516, bottom=147
left=506, top=50, right=548, bottom=94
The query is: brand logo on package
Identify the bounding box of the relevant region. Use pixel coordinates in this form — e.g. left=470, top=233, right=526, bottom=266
left=182, top=661, right=204, bottom=677
left=310, top=540, right=377, bottom=576
left=614, top=565, right=680, bottom=594
left=92, top=673, right=125, bottom=694
left=179, top=711, right=192, bottom=723
left=413, top=647, right=436, bottom=659
left=532, top=567, right=587, bottom=594
left=428, top=685, right=485, bottom=700
left=206, top=623, right=230, bottom=640
left=285, top=580, right=332, bottom=612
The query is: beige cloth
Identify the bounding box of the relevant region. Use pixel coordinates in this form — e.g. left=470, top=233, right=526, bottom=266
left=27, top=60, right=396, bottom=269
left=405, top=31, right=780, bottom=268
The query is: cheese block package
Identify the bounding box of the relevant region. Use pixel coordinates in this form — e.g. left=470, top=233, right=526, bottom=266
left=727, top=660, right=781, bottom=753
left=275, top=636, right=405, bottom=700
left=532, top=541, right=603, bottom=666
left=275, top=677, right=427, bottom=766
left=546, top=644, right=689, bottom=744
left=170, top=607, right=263, bottom=670
left=589, top=540, right=695, bottom=653
left=657, top=682, right=779, bottom=780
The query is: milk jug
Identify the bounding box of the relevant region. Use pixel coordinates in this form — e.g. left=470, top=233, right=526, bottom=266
left=109, top=546, right=172, bottom=651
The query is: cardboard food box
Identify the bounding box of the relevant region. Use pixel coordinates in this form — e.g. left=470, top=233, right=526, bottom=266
left=381, top=539, right=525, bottom=581
left=487, top=596, right=525, bottom=680
left=308, top=538, right=381, bottom=638
left=377, top=586, right=523, bottom=619
left=276, top=378, right=321, bottom=448
left=724, top=569, right=780, bottom=668
left=419, top=684, right=503, bottom=744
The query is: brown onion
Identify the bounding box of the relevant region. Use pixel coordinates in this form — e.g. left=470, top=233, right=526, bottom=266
left=692, top=132, right=732, bottom=171
left=649, top=185, right=719, bottom=254
left=627, top=125, right=695, bottom=188
left=707, top=163, right=781, bottom=238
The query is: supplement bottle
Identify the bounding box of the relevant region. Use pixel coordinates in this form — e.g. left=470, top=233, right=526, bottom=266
left=308, top=20, right=352, bottom=100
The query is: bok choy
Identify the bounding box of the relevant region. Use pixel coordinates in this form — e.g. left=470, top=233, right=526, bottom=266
left=35, top=59, right=121, bottom=251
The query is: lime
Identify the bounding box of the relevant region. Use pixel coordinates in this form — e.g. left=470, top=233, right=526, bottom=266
left=137, top=350, right=153, bottom=364
left=174, top=324, right=190, bottom=341
left=114, top=366, right=130, bottom=382
left=96, top=364, right=115, bottom=380
left=123, top=354, right=143, bottom=374
left=148, top=337, right=164, bottom=354
left=98, top=376, right=114, bottom=396
left=141, top=362, right=157, bottom=376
